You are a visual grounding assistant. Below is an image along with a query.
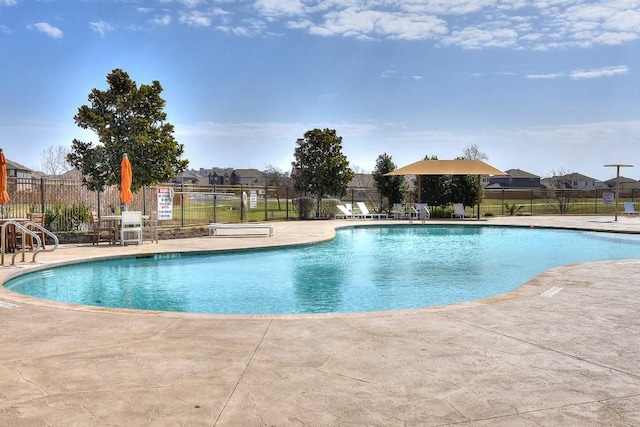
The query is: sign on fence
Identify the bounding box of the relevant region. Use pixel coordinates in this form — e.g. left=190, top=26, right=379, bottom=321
left=157, top=187, right=174, bottom=220
left=603, top=191, right=614, bottom=206
left=250, top=190, right=257, bottom=209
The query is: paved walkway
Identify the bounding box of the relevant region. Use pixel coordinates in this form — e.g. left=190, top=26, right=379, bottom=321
left=1, top=216, right=639, bottom=426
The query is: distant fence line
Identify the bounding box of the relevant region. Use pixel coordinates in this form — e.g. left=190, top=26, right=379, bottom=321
left=2, top=177, right=638, bottom=232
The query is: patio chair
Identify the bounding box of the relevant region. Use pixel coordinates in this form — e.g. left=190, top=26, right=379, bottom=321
left=356, top=202, right=388, bottom=219
left=91, top=211, right=115, bottom=245
left=26, top=212, right=46, bottom=249
left=624, top=202, right=638, bottom=216
left=451, top=203, right=466, bottom=219
left=120, top=211, right=143, bottom=245
left=143, top=210, right=159, bottom=243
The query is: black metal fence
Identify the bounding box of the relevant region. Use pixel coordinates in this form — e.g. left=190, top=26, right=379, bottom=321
left=3, top=177, right=306, bottom=232
left=483, top=187, right=640, bottom=216
left=2, top=177, right=637, bottom=232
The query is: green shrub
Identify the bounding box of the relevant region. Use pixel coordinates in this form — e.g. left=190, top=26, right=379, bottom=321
left=44, top=201, right=92, bottom=232
left=294, top=197, right=315, bottom=219
left=319, top=198, right=341, bottom=218
left=504, top=203, right=522, bottom=216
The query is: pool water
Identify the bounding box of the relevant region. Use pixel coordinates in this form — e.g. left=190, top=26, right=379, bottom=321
left=6, top=225, right=640, bottom=314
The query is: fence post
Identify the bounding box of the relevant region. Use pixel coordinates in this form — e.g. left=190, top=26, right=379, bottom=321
left=143, top=186, right=147, bottom=215
left=240, top=184, right=244, bottom=222
left=40, top=177, right=45, bottom=213
left=501, top=188, right=505, bottom=216
left=264, top=183, right=268, bottom=221
left=530, top=190, right=533, bottom=214
left=181, top=182, right=185, bottom=227
left=595, top=188, right=598, bottom=214
left=213, top=184, right=217, bottom=223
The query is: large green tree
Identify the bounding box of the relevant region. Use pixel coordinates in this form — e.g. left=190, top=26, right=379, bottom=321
left=292, top=128, right=354, bottom=216
left=372, top=153, right=405, bottom=210
left=67, top=69, right=188, bottom=192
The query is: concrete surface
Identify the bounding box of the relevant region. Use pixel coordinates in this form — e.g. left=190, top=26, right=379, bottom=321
left=1, top=216, right=639, bottom=426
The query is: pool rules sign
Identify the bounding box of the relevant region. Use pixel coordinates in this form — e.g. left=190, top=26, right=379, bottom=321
left=157, top=187, right=173, bottom=220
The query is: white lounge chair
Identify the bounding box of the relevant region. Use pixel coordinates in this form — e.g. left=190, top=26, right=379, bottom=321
left=356, top=202, right=388, bottom=219
left=392, top=203, right=407, bottom=219
left=336, top=205, right=363, bottom=219
left=624, top=202, right=638, bottom=216
left=415, top=203, right=430, bottom=222
left=451, top=203, right=466, bottom=219
left=120, top=211, right=143, bottom=245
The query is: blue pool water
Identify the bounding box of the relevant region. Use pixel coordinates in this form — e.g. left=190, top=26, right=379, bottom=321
left=6, top=225, right=640, bottom=314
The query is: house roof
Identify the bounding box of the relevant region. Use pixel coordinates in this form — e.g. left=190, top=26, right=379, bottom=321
left=6, top=158, right=32, bottom=172
left=604, top=176, right=637, bottom=185
left=505, top=168, right=540, bottom=179
left=232, top=168, right=264, bottom=177
left=556, top=172, right=600, bottom=182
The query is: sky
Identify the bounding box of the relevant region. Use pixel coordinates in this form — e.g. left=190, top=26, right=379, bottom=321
left=1, top=0, right=639, bottom=181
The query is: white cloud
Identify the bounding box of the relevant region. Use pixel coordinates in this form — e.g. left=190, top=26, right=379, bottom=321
left=254, top=0, right=305, bottom=17
left=441, top=26, right=518, bottom=49
left=310, top=8, right=447, bottom=40
left=241, top=0, right=640, bottom=49
left=90, top=21, right=114, bottom=37
left=526, top=73, right=564, bottom=79
left=159, top=0, right=206, bottom=7
left=179, top=11, right=211, bottom=27
left=29, top=22, right=63, bottom=39
left=0, top=0, right=17, bottom=5
left=570, top=65, right=630, bottom=79
left=151, top=14, right=172, bottom=26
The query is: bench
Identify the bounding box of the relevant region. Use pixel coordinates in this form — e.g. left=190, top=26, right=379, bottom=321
left=208, top=223, right=274, bottom=237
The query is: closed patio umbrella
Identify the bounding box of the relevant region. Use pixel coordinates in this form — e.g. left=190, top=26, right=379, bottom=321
left=385, top=159, right=506, bottom=219
left=0, top=149, right=10, bottom=218
left=120, top=153, right=133, bottom=209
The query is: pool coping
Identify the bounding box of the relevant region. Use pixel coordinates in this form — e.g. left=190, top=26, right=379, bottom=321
left=1, top=215, right=639, bottom=319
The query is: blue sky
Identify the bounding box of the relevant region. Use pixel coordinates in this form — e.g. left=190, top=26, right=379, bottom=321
left=1, top=0, right=639, bottom=180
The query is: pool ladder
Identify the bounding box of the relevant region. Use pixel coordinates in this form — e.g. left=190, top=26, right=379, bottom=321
left=0, top=220, right=59, bottom=266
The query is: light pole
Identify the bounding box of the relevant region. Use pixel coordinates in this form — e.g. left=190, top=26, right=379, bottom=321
left=604, top=164, right=633, bottom=221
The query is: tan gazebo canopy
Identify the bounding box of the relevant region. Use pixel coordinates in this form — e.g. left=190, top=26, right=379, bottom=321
left=385, top=159, right=506, bottom=177
left=385, top=159, right=506, bottom=219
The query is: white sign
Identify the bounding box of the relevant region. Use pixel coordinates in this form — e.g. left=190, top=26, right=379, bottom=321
left=603, top=191, right=614, bottom=206
left=157, top=187, right=173, bottom=220
left=250, top=190, right=257, bottom=209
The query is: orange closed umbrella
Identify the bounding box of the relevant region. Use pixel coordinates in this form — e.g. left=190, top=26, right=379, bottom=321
left=0, top=148, right=10, bottom=206
left=120, top=153, right=133, bottom=206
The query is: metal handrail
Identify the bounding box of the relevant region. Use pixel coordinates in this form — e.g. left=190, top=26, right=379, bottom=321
left=1, top=220, right=59, bottom=265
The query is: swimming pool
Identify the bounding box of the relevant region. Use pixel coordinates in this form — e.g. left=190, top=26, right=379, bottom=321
left=6, top=225, right=640, bottom=314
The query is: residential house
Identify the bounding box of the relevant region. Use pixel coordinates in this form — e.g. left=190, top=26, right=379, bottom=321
left=543, top=172, right=603, bottom=190
left=7, top=159, right=33, bottom=179
left=487, top=169, right=541, bottom=188
left=604, top=176, right=640, bottom=191
left=206, top=168, right=233, bottom=185
left=6, top=158, right=36, bottom=193
left=231, top=169, right=267, bottom=186
left=173, top=169, right=208, bottom=185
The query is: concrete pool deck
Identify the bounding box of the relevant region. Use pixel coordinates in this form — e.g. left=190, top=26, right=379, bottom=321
left=0, top=216, right=639, bottom=426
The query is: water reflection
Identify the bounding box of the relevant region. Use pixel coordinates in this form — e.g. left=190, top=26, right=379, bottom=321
left=292, top=242, right=348, bottom=313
